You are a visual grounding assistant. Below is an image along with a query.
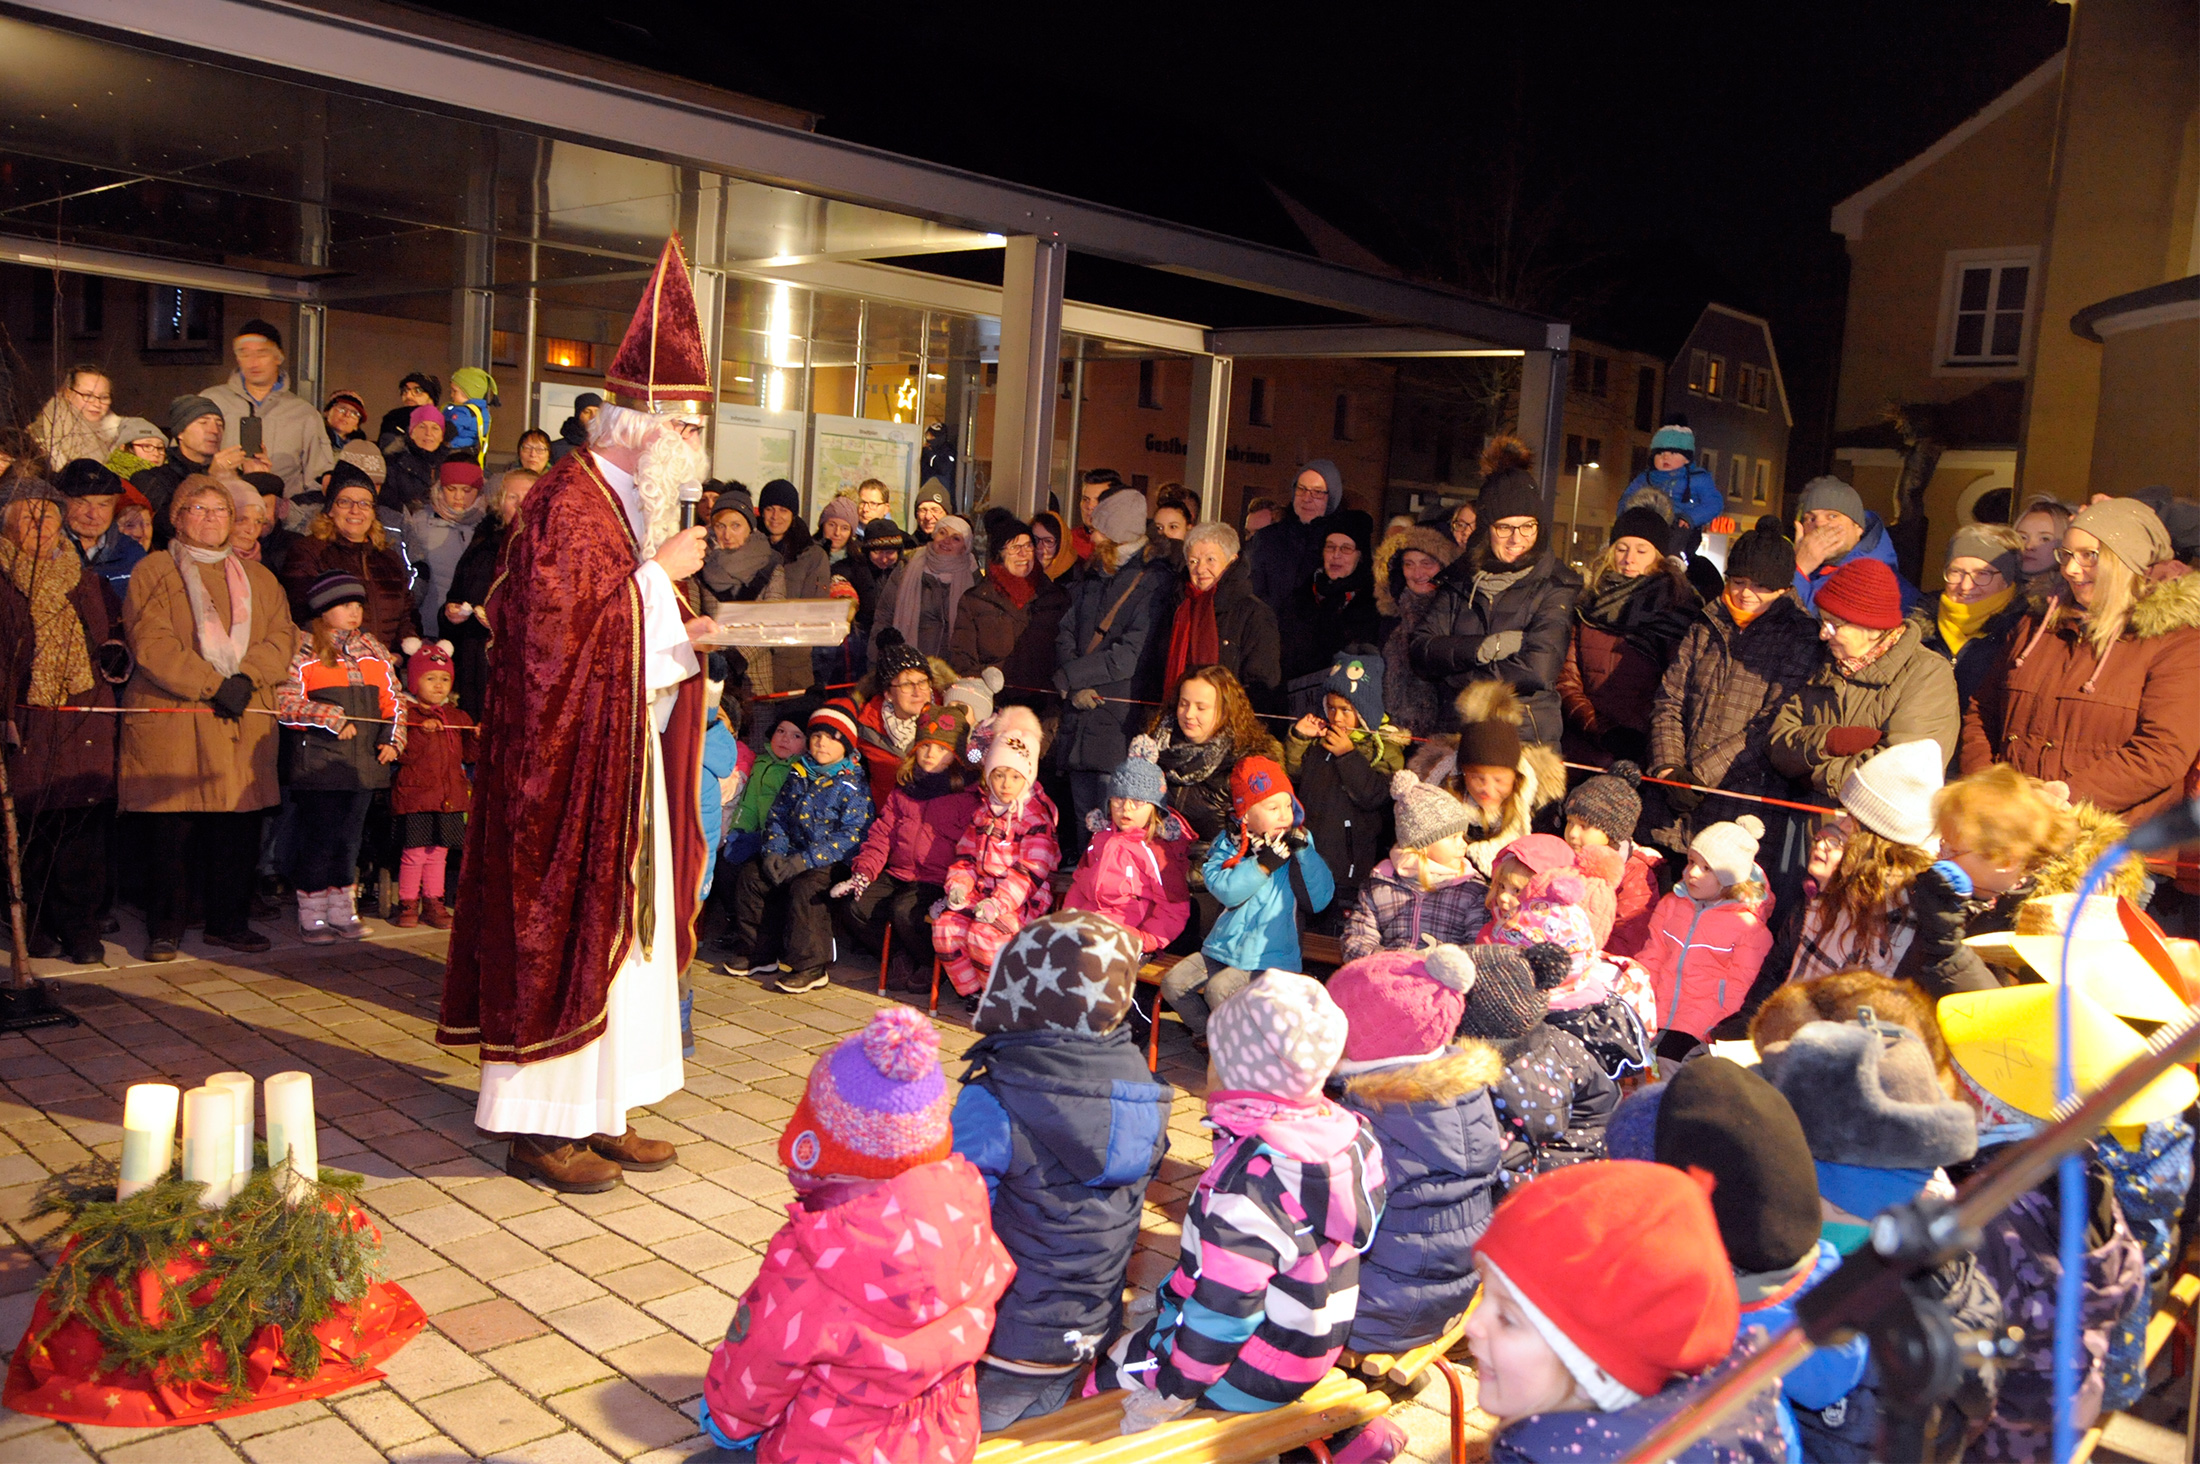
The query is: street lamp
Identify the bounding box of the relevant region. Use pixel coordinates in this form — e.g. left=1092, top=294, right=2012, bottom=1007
left=1568, top=460, right=1598, bottom=565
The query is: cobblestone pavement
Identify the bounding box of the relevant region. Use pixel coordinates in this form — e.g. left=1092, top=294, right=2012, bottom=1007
left=0, top=914, right=1496, bottom=1461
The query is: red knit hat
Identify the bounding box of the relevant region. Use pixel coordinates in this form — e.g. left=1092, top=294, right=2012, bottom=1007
left=1813, top=558, right=1904, bottom=630
left=1230, top=755, right=1294, bottom=819
left=1474, top=1160, right=1739, bottom=1404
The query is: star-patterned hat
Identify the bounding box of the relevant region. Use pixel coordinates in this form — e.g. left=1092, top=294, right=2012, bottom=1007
left=974, top=910, right=1143, bottom=1036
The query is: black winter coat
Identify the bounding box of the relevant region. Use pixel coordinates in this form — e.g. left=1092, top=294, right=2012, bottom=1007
left=1169, top=553, right=1283, bottom=708
left=281, top=682, right=396, bottom=791
left=1281, top=566, right=1383, bottom=683
left=1410, top=548, right=1584, bottom=745
left=1246, top=512, right=1327, bottom=622
left=952, top=1028, right=1172, bottom=1366
left=1054, top=547, right=1178, bottom=773
left=1283, top=729, right=1400, bottom=913
left=383, top=442, right=445, bottom=514
left=443, top=518, right=504, bottom=719
left=950, top=568, right=1072, bottom=696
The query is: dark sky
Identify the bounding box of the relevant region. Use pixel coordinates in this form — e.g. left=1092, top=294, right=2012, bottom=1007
left=434, top=0, right=2073, bottom=466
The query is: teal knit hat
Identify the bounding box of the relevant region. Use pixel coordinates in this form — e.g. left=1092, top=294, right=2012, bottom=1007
left=1648, top=424, right=1696, bottom=457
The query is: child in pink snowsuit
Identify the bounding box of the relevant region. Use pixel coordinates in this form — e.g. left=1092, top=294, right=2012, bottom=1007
left=934, top=706, right=1062, bottom=996
left=699, top=1007, right=1015, bottom=1462
left=1062, top=736, right=1193, bottom=954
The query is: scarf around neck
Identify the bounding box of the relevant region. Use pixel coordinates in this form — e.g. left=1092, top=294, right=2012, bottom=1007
left=1155, top=721, right=1233, bottom=788
left=1166, top=583, right=1221, bottom=689
left=1937, top=585, right=2012, bottom=656
left=888, top=541, right=975, bottom=648
left=1581, top=569, right=1652, bottom=630
left=1723, top=585, right=1771, bottom=628
left=987, top=560, right=1037, bottom=610
left=0, top=538, right=95, bottom=707
left=1834, top=622, right=1904, bottom=680
left=169, top=540, right=253, bottom=678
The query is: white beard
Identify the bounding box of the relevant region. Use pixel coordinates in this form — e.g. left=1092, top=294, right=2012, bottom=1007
left=634, top=429, right=706, bottom=556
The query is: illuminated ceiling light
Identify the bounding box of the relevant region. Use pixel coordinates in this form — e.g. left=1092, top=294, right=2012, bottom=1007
left=982, top=233, right=1007, bottom=246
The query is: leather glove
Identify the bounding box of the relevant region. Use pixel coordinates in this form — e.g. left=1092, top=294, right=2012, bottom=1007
left=1823, top=725, right=1883, bottom=757
left=1120, top=1388, right=1196, bottom=1435
left=1651, top=766, right=1705, bottom=814
left=96, top=639, right=133, bottom=685
left=1475, top=629, right=1524, bottom=665
left=209, top=674, right=255, bottom=721
left=829, top=874, right=867, bottom=900
left=1070, top=687, right=1104, bottom=711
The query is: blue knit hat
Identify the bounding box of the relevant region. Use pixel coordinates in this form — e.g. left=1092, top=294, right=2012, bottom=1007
left=1109, top=735, right=1167, bottom=806
left=1323, top=650, right=1385, bottom=728
left=1648, top=424, right=1696, bottom=457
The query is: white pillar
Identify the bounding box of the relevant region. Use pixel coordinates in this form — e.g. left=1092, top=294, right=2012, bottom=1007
left=1185, top=354, right=1233, bottom=520
left=990, top=234, right=1066, bottom=519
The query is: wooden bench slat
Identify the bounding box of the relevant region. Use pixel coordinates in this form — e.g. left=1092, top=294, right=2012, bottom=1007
left=978, top=1369, right=1381, bottom=1464
left=2141, top=1269, right=2198, bottom=1366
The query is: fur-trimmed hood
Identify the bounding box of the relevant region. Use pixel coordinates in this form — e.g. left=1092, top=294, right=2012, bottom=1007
left=1404, top=681, right=1567, bottom=875
left=2027, top=799, right=2144, bottom=899
left=1373, top=525, right=1461, bottom=618
left=2021, top=565, right=2200, bottom=642
left=1341, top=1040, right=1504, bottom=1107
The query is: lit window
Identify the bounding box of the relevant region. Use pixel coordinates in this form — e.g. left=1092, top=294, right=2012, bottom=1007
left=1704, top=356, right=1725, bottom=398
left=544, top=338, right=596, bottom=371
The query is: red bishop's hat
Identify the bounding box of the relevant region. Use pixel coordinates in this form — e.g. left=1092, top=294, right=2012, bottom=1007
left=605, top=235, right=712, bottom=423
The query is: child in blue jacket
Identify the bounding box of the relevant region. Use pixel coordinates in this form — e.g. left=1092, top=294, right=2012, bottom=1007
left=1618, top=423, right=1722, bottom=529
left=951, top=910, right=1173, bottom=1430
left=1158, top=755, right=1333, bottom=1038
left=721, top=702, right=873, bottom=995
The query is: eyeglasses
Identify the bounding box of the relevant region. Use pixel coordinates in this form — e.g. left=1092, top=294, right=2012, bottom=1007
left=71, top=387, right=112, bottom=403
left=2054, top=547, right=2099, bottom=568
left=1488, top=521, right=1538, bottom=542
left=1943, top=567, right=2005, bottom=589
left=175, top=504, right=230, bottom=519
left=890, top=674, right=932, bottom=693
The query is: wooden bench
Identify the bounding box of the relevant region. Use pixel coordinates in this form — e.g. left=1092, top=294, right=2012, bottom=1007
left=1339, top=1301, right=1478, bottom=1464
left=1132, top=935, right=1349, bottom=1072
left=975, top=1367, right=1390, bottom=1462
left=2070, top=1267, right=2198, bottom=1464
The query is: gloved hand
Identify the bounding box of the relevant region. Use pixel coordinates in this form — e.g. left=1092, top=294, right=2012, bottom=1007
left=1120, top=1388, right=1196, bottom=1435
left=1070, top=687, right=1104, bottom=711
left=1906, top=860, right=1979, bottom=976
left=1475, top=629, right=1524, bottom=665
left=1254, top=840, right=1290, bottom=873
left=928, top=897, right=951, bottom=920
left=945, top=886, right=971, bottom=910
left=971, top=898, right=1002, bottom=926
left=209, top=674, right=255, bottom=721
left=1650, top=766, right=1704, bottom=814
left=696, top=1395, right=759, bottom=1452
left=759, top=852, right=804, bottom=885
left=1284, top=827, right=1311, bottom=852
left=1823, top=725, right=1883, bottom=757
left=829, top=874, right=868, bottom=900
left=95, top=639, right=133, bottom=685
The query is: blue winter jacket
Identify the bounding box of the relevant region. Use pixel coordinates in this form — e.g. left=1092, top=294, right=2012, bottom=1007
left=75, top=526, right=145, bottom=597
left=1491, top=1335, right=1792, bottom=1463
left=762, top=750, right=874, bottom=870
left=1200, top=822, right=1333, bottom=972
left=1334, top=1043, right=1507, bottom=1352
left=1792, top=512, right=1921, bottom=615
left=951, top=1026, right=1172, bottom=1367
left=1621, top=463, right=1723, bottom=529
left=1739, top=1241, right=1869, bottom=1463
left=697, top=713, right=739, bottom=897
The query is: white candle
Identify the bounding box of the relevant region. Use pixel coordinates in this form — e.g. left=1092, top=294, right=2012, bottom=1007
left=207, top=1072, right=255, bottom=1198
left=264, top=1071, right=318, bottom=1203
left=180, top=1086, right=235, bottom=1209
left=118, top=1083, right=180, bottom=1201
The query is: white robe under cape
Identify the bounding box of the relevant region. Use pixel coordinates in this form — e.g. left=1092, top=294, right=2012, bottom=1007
left=474, top=454, right=697, bottom=1139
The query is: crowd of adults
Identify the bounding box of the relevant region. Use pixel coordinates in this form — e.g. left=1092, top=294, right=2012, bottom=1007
left=6, top=327, right=2200, bottom=1008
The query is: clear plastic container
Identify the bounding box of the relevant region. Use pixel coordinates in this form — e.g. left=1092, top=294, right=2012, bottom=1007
left=699, top=597, right=855, bottom=648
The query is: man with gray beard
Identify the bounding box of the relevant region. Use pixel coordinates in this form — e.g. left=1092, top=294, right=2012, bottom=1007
left=440, top=238, right=717, bottom=1193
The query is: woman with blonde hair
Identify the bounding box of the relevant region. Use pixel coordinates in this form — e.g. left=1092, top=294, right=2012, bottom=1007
left=279, top=466, right=421, bottom=649
left=1556, top=503, right=1697, bottom=768
left=1960, top=496, right=2200, bottom=824
left=31, top=364, right=121, bottom=472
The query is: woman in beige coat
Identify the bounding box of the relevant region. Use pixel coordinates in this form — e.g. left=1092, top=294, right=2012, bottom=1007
left=121, top=476, right=296, bottom=960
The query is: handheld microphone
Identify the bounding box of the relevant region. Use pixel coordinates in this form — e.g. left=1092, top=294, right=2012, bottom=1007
left=2123, top=797, right=2200, bottom=854
left=678, top=480, right=702, bottom=532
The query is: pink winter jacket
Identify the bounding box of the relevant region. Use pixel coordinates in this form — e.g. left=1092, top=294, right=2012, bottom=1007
left=1063, top=808, right=1195, bottom=952
left=943, top=787, right=1062, bottom=920
left=1637, top=882, right=1775, bottom=1041
left=703, top=1157, right=1016, bottom=1464
left=850, top=781, right=983, bottom=887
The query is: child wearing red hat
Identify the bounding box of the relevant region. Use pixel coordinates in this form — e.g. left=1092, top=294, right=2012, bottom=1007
left=1466, top=1160, right=1790, bottom=1463
left=700, top=1008, right=1014, bottom=1462
left=391, top=637, right=474, bottom=928
left=1157, top=755, right=1335, bottom=1038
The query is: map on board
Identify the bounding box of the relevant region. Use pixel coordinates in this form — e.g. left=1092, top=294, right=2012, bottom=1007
left=811, top=414, right=921, bottom=519
left=713, top=404, right=803, bottom=492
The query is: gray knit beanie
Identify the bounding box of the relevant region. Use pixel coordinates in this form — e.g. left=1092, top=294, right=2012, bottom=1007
left=1391, top=770, right=1473, bottom=849
left=1797, top=476, right=1866, bottom=527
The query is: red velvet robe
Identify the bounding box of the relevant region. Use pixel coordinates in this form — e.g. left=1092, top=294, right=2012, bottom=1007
left=438, top=450, right=706, bottom=1064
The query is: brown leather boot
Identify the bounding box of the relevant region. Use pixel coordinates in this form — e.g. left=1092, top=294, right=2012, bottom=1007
left=393, top=898, right=422, bottom=928
left=422, top=897, right=453, bottom=930
left=587, top=1128, right=677, bottom=1171
left=506, top=1135, right=622, bottom=1193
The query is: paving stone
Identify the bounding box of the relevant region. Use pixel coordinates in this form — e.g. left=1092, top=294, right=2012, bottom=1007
left=216, top=1398, right=331, bottom=1439
left=492, top=1432, right=624, bottom=1464
left=439, top=1229, right=551, bottom=1280
left=546, top=1378, right=697, bottom=1456
left=544, top=1295, right=666, bottom=1353
left=403, top=1264, right=497, bottom=1315
left=550, top=1232, right=654, bottom=1276
left=393, top=1202, right=497, bottom=1248
left=502, top=1207, right=607, bottom=1251
left=99, top=1425, right=228, bottom=1463
left=480, top=1332, right=617, bottom=1397
left=374, top=1229, right=446, bottom=1281
left=598, top=1259, right=700, bottom=1304
left=497, top=1262, right=610, bottom=1314
left=642, top=1285, right=734, bottom=1344
left=240, top=1416, right=384, bottom=1464
left=647, top=1230, right=749, bottom=1275
left=416, top=1378, right=565, bottom=1456
left=377, top=1330, right=491, bottom=1400
left=602, top=1330, right=711, bottom=1403
left=436, top=1296, right=551, bottom=1352
left=697, top=1255, right=764, bottom=1297
left=594, top=1203, right=702, bottom=1247
left=331, top=1386, right=441, bottom=1449
left=456, top=1174, right=561, bottom=1220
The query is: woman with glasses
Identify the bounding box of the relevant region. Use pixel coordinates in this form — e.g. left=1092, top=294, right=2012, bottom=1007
left=1961, top=496, right=2200, bottom=834
left=280, top=466, right=423, bottom=650
left=1408, top=436, right=1583, bottom=745
left=31, top=364, right=122, bottom=473
left=119, top=477, right=296, bottom=961
left=1921, top=523, right=2030, bottom=710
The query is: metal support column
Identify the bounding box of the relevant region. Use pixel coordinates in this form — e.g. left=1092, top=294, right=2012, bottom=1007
left=1184, top=353, right=1233, bottom=520
left=452, top=146, right=495, bottom=373
left=292, top=94, right=329, bottom=407
left=682, top=171, right=728, bottom=466
left=1514, top=324, right=1571, bottom=517
left=989, top=233, right=1066, bottom=519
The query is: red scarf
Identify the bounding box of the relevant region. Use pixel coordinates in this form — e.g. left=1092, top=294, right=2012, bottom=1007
left=1166, top=585, right=1221, bottom=689
left=987, top=561, right=1037, bottom=610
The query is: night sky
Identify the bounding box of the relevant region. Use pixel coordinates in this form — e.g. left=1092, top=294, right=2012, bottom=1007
left=436, top=0, right=2073, bottom=471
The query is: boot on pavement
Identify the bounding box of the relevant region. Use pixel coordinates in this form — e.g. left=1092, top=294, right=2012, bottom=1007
left=506, top=1135, right=622, bottom=1193
left=422, top=896, right=452, bottom=930
left=393, top=898, right=422, bottom=928
left=298, top=889, right=336, bottom=945
left=587, top=1129, right=677, bottom=1171
left=326, top=886, right=368, bottom=940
